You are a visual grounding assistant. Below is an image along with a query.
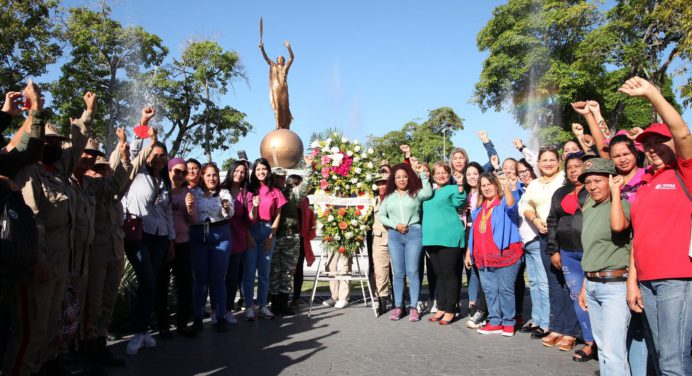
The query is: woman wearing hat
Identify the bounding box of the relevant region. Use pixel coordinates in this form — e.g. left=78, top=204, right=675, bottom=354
left=370, top=171, right=392, bottom=315
left=620, top=77, right=692, bottom=375
left=577, top=157, right=632, bottom=375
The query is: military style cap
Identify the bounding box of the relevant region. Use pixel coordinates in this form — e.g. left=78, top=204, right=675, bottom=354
left=578, top=158, right=617, bottom=183
left=44, top=123, right=69, bottom=140
left=84, top=138, right=105, bottom=157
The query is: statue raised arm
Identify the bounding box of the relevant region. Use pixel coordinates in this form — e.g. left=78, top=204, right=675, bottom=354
left=259, top=34, right=294, bottom=130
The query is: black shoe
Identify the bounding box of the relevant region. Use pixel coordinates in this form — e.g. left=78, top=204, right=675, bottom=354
left=215, top=319, right=227, bottom=333
left=176, top=324, right=197, bottom=338
left=519, top=323, right=539, bottom=333
left=158, top=328, right=174, bottom=340
left=96, top=337, right=125, bottom=368
left=530, top=327, right=550, bottom=339
left=290, top=297, right=301, bottom=307
left=280, top=293, right=295, bottom=315
left=192, top=318, right=203, bottom=332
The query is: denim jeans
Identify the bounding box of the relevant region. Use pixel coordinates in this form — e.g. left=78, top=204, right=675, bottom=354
left=190, top=224, right=232, bottom=320
left=467, top=248, right=480, bottom=303
left=478, top=258, right=522, bottom=327
left=388, top=224, right=422, bottom=309
left=560, top=249, right=593, bottom=342
left=243, top=222, right=275, bottom=307
left=226, top=253, right=243, bottom=311
left=541, top=248, right=580, bottom=336
left=125, top=233, right=168, bottom=333
left=640, top=279, right=692, bottom=376
left=585, top=280, right=631, bottom=376
left=524, top=238, right=549, bottom=329
left=627, top=312, right=650, bottom=376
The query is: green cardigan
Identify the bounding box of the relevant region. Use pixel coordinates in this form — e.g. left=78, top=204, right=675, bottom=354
left=378, top=173, right=433, bottom=228
left=422, top=184, right=467, bottom=247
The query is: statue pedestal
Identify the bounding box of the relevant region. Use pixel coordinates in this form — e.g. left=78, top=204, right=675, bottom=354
left=260, top=129, right=304, bottom=169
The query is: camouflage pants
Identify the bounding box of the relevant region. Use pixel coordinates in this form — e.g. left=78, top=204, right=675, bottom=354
left=270, top=234, right=300, bottom=295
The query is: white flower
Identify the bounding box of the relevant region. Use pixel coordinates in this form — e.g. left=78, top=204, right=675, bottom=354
left=354, top=139, right=360, bottom=145
left=345, top=184, right=350, bottom=189
left=356, top=182, right=362, bottom=188
left=334, top=234, right=341, bottom=241
left=372, top=184, right=378, bottom=190
left=311, top=140, right=319, bottom=148
left=350, top=219, right=358, bottom=226
left=354, top=145, right=361, bottom=152
left=366, top=173, right=371, bottom=180
left=333, top=132, right=340, bottom=137
left=332, top=174, right=338, bottom=180
left=354, top=157, right=360, bottom=163
left=345, top=232, right=353, bottom=239
left=316, top=222, right=324, bottom=229
left=367, top=148, right=374, bottom=155
left=361, top=153, right=367, bottom=158
left=360, top=224, right=367, bottom=230
left=355, top=167, right=362, bottom=174
left=346, top=150, right=353, bottom=156
left=328, top=215, right=334, bottom=222
left=325, top=138, right=332, bottom=146
left=331, top=153, right=344, bottom=167
left=367, top=162, right=374, bottom=169
left=330, top=146, right=340, bottom=154
left=351, top=178, right=358, bottom=184
left=341, top=137, right=348, bottom=143
left=334, top=186, right=340, bottom=191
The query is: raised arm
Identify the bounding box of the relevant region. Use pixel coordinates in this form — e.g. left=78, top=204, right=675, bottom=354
left=608, top=175, right=630, bottom=232
left=62, top=92, right=95, bottom=176
left=619, top=76, right=692, bottom=160
left=284, top=40, right=294, bottom=72
left=259, top=42, right=272, bottom=65
left=478, top=130, right=499, bottom=172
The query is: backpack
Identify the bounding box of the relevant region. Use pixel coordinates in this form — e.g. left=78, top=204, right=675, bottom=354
left=0, top=190, right=39, bottom=267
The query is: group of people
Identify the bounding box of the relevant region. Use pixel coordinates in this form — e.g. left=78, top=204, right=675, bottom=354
left=0, top=75, right=689, bottom=376
left=0, top=82, right=317, bottom=376
left=359, top=77, right=691, bottom=376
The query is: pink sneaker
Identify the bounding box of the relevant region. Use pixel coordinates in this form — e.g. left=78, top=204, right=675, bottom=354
left=408, top=308, right=420, bottom=322
left=389, top=307, right=403, bottom=321
left=477, top=323, right=503, bottom=334
left=502, top=325, right=515, bottom=337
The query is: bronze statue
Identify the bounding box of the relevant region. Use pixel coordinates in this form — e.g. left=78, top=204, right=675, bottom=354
left=259, top=19, right=294, bottom=130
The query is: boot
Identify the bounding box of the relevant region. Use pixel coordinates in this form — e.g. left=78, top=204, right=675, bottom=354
left=378, top=297, right=390, bottom=316
left=270, top=294, right=281, bottom=315
left=96, top=337, right=125, bottom=367
left=280, top=293, right=295, bottom=315
left=83, top=338, right=108, bottom=376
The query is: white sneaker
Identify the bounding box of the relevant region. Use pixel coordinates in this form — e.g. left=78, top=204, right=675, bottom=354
left=210, top=309, right=217, bottom=325
left=245, top=306, right=255, bottom=321
left=322, top=298, right=337, bottom=307
left=225, top=312, right=238, bottom=325
left=430, top=300, right=439, bottom=313
left=126, top=333, right=145, bottom=355
left=142, top=332, right=156, bottom=348
left=416, top=301, right=425, bottom=313
left=334, top=300, right=349, bottom=309
left=257, top=306, right=275, bottom=320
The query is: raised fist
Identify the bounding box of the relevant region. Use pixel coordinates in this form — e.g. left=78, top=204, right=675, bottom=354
left=570, top=101, right=590, bottom=115
left=83, top=92, right=96, bottom=112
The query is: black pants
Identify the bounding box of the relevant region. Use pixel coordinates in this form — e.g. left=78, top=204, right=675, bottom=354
left=419, top=248, right=437, bottom=300
left=426, top=246, right=461, bottom=313
left=515, top=261, right=526, bottom=318
left=155, top=242, right=193, bottom=330
left=293, top=239, right=306, bottom=300
left=540, top=251, right=579, bottom=336
left=226, top=252, right=243, bottom=311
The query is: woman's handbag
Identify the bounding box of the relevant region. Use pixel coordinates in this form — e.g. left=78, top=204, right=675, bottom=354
left=122, top=209, right=142, bottom=244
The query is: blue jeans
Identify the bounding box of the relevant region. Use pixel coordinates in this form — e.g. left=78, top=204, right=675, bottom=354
left=190, top=224, right=232, bottom=320
left=585, top=280, right=631, bottom=376
left=524, top=238, right=549, bottom=329
left=541, top=248, right=580, bottom=336
left=388, top=224, right=422, bottom=309
left=243, top=222, right=275, bottom=307
left=125, top=233, right=168, bottom=333
left=478, top=258, right=522, bottom=327
left=560, top=249, right=593, bottom=342
left=628, top=312, right=650, bottom=376
left=640, top=279, right=692, bottom=376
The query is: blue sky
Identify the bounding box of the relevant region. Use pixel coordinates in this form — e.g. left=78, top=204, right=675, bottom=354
left=45, top=0, right=691, bottom=165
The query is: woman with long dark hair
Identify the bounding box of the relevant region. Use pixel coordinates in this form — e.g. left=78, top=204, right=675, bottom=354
left=243, top=158, right=286, bottom=321
left=378, top=163, right=432, bottom=321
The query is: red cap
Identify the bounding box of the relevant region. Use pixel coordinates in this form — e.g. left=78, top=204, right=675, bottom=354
left=133, top=125, right=151, bottom=139
left=635, top=123, right=672, bottom=143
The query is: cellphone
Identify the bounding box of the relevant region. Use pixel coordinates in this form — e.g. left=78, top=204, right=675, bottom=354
left=238, top=150, right=248, bottom=160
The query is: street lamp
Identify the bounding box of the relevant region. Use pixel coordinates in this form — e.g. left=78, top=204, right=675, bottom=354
left=442, top=126, right=449, bottom=162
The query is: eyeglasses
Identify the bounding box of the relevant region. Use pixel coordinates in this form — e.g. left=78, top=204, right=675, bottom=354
left=517, top=169, right=531, bottom=175
left=172, top=168, right=187, bottom=176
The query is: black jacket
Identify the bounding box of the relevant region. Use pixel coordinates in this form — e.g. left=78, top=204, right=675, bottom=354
left=546, top=184, right=588, bottom=255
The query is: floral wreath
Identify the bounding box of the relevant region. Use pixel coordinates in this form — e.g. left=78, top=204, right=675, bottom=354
left=307, top=130, right=379, bottom=255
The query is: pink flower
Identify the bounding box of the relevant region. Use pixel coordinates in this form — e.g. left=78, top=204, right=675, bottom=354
left=312, top=148, right=320, bottom=156
left=321, top=167, right=330, bottom=179
left=321, top=155, right=331, bottom=165
left=319, top=179, right=329, bottom=190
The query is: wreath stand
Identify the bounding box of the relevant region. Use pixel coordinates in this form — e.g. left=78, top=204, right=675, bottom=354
left=307, top=244, right=377, bottom=318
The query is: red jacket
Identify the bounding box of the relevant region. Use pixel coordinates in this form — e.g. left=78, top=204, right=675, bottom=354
left=299, top=198, right=316, bottom=266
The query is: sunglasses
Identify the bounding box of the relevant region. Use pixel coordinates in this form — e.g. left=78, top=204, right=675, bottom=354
left=171, top=168, right=187, bottom=176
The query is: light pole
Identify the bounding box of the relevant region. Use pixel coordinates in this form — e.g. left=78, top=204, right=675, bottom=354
left=442, top=126, right=449, bottom=162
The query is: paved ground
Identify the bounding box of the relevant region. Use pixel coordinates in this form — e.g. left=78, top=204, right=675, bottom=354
left=109, top=295, right=599, bottom=376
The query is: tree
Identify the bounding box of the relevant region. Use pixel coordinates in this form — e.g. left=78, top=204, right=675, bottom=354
left=50, top=2, right=167, bottom=149
left=152, top=40, right=251, bottom=160
left=367, top=107, right=463, bottom=164
left=473, top=0, right=687, bottom=143
left=0, top=0, right=62, bottom=95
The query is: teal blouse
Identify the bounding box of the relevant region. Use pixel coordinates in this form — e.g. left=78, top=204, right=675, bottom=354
left=422, top=184, right=467, bottom=247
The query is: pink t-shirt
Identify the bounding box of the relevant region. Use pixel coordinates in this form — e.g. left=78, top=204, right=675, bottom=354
left=171, top=188, right=192, bottom=244
left=246, top=184, right=287, bottom=222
